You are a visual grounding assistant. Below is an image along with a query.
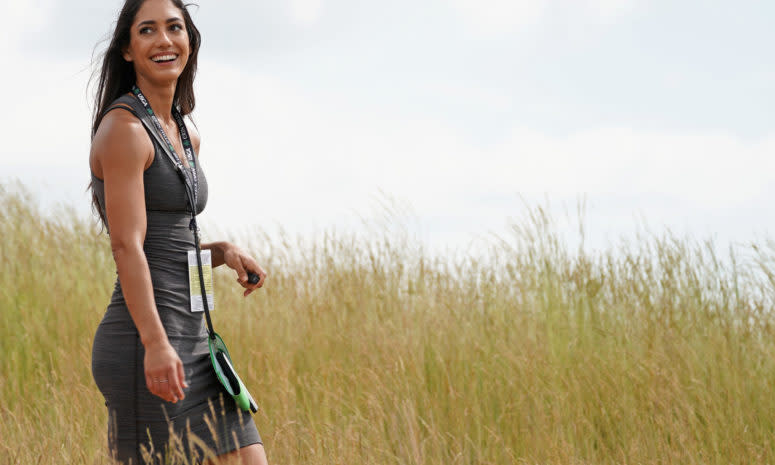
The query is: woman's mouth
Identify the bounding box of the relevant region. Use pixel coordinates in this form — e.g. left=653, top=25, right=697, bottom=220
left=151, top=53, right=179, bottom=63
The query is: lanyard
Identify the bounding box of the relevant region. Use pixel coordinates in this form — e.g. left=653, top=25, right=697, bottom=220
left=130, top=85, right=216, bottom=339
left=131, top=85, right=199, bottom=213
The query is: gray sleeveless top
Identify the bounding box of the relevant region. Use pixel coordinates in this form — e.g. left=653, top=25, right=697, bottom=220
left=90, top=94, right=209, bottom=330
left=91, top=95, right=207, bottom=220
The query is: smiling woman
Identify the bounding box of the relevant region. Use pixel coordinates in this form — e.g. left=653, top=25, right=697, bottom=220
left=88, top=1, right=269, bottom=464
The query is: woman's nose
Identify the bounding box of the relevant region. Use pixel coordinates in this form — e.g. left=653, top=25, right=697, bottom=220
left=156, top=30, right=173, bottom=46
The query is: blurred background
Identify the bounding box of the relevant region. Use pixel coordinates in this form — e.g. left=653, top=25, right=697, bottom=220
left=0, top=0, right=773, bottom=252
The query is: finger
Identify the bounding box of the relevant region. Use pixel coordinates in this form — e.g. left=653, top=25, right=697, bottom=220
left=241, top=256, right=261, bottom=285
left=169, top=368, right=185, bottom=402
left=245, top=265, right=265, bottom=289
left=244, top=270, right=266, bottom=296
left=150, top=378, right=172, bottom=402
left=162, top=377, right=177, bottom=403
left=157, top=386, right=172, bottom=403
left=178, top=360, right=188, bottom=389
left=151, top=374, right=169, bottom=398
left=233, top=258, right=248, bottom=285
left=145, top=373, right=154, bottom=393
left=248, top=271, right=266, bottom=290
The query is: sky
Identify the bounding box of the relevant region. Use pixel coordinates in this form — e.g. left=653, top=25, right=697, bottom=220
left=0, top=0, right=773, bottom=253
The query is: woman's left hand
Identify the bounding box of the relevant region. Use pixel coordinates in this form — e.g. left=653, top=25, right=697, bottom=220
left=221, top=243, right=267, bottom=296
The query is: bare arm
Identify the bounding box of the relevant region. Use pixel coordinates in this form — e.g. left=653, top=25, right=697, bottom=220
left=201, top=241, right=267, bottom=296
left=91, top=110, right=187, bottom=402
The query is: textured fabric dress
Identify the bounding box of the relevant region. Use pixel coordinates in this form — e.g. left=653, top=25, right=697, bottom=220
left=91, top=95, right=261, bottom=464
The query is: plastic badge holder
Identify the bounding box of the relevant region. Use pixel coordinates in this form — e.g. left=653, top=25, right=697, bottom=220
left=208, top=332, right=259, bottom=413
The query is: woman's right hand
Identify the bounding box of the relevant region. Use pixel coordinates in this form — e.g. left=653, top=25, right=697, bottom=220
left=143, top=339, right=188, bottom=403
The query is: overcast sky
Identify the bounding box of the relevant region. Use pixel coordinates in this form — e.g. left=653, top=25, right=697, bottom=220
left=1, top=0, right=773, bottom=252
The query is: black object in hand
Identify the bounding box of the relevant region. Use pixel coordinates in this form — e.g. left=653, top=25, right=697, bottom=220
left=247, top=272, right=260, bottom=285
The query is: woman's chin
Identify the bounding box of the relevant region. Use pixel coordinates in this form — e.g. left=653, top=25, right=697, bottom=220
left=139, top=71, right=185, bottom=87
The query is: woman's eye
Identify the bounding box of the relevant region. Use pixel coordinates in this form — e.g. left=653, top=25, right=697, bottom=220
left=139, top=26, right=153, bottom=35
left=170, top=24, right=183, bottom=32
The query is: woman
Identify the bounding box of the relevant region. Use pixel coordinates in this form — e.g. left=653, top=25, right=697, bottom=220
left=89, top=0, right=269, bottom=463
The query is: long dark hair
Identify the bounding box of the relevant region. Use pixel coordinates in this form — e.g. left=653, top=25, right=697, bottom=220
left=89, top=0, right=201, bottom=227
left=92, top=0, right=201, bottom=136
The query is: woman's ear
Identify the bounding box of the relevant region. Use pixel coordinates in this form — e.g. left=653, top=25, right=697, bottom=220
left=122, top=46, right=133, bottom=62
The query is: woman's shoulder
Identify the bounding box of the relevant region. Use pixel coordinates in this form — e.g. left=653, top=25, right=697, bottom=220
left=91, top=97, right=154, bottom=174
left=93, top=107, right=148, bottom=151
left=96, top=94, right=144, bottom=137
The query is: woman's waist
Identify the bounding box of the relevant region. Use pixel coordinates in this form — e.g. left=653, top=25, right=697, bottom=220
left=145, top=209, right=195, bottom=229
left=143, top=210, right=196, bottom=255
left=95, top=311, right=208, bottom=343
left=143, top=239, right=195, bottom=258
left=107, top=254, right=192, bottom=308
left=102, top=284, right=207, bottom=336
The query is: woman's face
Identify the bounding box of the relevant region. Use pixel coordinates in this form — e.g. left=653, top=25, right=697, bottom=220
left=123, top=0, right=191, bottom=88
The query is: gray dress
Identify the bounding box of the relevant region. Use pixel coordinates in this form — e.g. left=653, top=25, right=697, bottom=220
left=91, top=95, right=261, bottom=464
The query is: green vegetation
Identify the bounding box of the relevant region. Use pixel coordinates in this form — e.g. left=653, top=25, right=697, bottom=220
left=1, top=182, right=774, bottom=464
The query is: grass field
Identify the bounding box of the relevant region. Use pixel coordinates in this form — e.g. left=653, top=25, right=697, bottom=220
left=2, top=182, right=775, bottom=464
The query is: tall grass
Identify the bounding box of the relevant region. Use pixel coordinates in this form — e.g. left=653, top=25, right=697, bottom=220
left=1, top=181, right=775, bottom=464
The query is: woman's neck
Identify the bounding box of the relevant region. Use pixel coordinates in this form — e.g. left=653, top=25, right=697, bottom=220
left=135, top=77, right=176, bottom=123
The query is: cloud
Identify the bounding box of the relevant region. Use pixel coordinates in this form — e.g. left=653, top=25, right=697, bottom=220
left=0, top=0, right=54, bottom=54
left=1, top=53, right=771, bottom=249
left=581, top=0, right=638, bottom=23
left=1, top=0, right=770, bottom=251
left=482, top=127, right=774, bottom=208
left=0, top=58, right=91, bottom=166
left=191, top=59, right=774, bottom=246
left=287, top=0, right=323, bottom=26
left=450, top=0, right=546, bottom=36
left=448, top=0, right=639, bottom=38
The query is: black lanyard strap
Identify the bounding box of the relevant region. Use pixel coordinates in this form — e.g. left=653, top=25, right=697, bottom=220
left=131, top=86, right=199, bottom=212
left=129, top=86, right=216, bottom=339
